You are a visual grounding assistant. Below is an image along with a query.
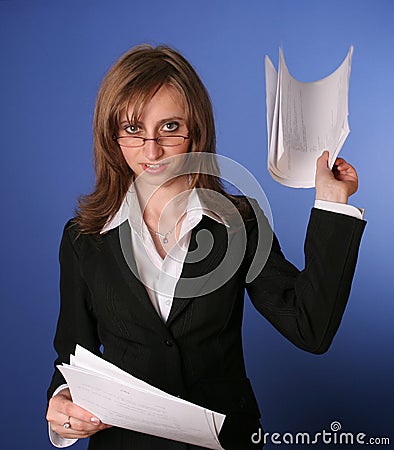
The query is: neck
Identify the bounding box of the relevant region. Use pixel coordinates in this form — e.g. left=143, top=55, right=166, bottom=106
left=134, top=175, right=190, bottom=232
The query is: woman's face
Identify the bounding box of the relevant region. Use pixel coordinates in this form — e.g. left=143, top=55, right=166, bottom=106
left=116, top=85, right=190, bottom=186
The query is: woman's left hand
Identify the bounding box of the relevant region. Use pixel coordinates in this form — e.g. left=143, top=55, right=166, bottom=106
left=315, top=151, right=359, bottom=203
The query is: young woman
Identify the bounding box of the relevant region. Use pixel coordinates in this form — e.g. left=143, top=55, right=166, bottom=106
left=46, top=45, right=365, bottom=450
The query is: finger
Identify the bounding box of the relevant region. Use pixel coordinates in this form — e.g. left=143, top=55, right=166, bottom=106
left=316, top=151, right=330, bottom=170
left=335, top=163, right=357, bottom=176
left=53, top=424, right=95, bottom=440
left=65, top=417, right=112, bottom=431
left=64, top=405, right=101, bottom=427
left=47, top=392, right=106, bottom=438
left=334, top=158, right=357, bottom=173
left=65, top=415, right=102, bottom=432
left=318, top=150, right=329, bottom=162
left=334, top=159, right=350, bottom=168
left=333, top=158, right=357, bottom=175
left=50, top=393, right=102, bottom=426
left=50, top=414, right=110, bottom=440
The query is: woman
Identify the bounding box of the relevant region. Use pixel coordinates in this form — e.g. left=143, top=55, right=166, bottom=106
left=46, top=44, right=365, bottom=449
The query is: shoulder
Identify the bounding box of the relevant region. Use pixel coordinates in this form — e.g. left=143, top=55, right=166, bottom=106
left=63, top=218, right=78, bottom=233
left=227, top=195, right=266, bottom=223
left=61, top=218, right=82, bottom=244
left=60, top=218, right=105, bottom=252
left=59, top=219, right=118, bottom=269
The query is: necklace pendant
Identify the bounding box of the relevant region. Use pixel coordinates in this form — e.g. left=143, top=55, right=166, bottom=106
left=163, top=237, right=169, bottom=244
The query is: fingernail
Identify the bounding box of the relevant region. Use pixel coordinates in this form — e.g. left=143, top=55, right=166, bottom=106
left=90, top=417, right=100, bottom=425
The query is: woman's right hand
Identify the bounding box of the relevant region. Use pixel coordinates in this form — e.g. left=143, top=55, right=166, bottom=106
left=46, top=388, right=112, bottom=439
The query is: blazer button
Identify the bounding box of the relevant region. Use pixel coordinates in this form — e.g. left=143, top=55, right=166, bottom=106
left=164, top=339, right=173, bottom=347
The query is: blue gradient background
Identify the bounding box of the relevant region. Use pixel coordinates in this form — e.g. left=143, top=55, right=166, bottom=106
left=0, top=1, right=393, bottom=448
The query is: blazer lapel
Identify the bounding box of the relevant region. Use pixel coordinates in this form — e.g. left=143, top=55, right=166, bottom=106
left=167, top=216, right=228, bottom=326
left=107, top=220, right=166, bottom=328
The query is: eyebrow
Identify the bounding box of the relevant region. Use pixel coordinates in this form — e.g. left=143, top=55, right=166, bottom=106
left=119, top=116, right=186, bottom=127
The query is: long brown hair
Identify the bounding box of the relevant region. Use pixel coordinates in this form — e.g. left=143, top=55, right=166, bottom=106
left=75, top=44, right=243, bottom=234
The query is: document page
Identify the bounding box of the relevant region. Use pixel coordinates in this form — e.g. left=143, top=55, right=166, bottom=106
left=265, top=46, right=353, bottom=188
left=58, top=346, right=225, bottom=450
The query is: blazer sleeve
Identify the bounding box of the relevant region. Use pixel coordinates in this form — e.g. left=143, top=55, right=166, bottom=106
left=245, top=205, right=366, bottom=354
left=47, top=220, right=100, bottom=400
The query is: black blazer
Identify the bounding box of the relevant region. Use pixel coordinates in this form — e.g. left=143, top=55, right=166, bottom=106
left=48, top=201, right=365, bottom=450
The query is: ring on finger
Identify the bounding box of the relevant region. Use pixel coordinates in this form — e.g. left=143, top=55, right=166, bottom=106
left=63, top=416, right=71, bottom=429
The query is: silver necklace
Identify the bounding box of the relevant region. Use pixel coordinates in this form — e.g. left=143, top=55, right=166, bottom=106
left=147, top=223, right=177, bottom=244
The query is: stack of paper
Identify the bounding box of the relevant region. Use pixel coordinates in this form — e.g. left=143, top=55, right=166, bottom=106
left=58, top=346, right=225, bottom=449
left=265, top=46, right=353, bottom=188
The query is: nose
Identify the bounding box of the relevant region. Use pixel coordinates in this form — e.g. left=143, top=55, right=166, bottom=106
left=142, top=139, right=164, bottom=161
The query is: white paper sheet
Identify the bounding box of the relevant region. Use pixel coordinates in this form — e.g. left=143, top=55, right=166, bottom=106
left=265, top=46, right=353, bottom=188
left=58, top=346, right=225, bottom=450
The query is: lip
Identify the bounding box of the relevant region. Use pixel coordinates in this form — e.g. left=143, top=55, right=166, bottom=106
left=140, top=162, right=168, bottom=174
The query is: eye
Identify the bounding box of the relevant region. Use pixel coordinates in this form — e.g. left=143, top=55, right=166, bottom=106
left=162, top=121, right=179, bottom=132
left=123, top=124, right=140, bottom=135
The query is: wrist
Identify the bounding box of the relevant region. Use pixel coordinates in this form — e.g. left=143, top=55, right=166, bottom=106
left=315, top=185, right=349, bottom=204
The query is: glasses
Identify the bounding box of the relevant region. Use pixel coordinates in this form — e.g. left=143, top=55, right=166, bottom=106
left=113, top=135, right=190, bottom=148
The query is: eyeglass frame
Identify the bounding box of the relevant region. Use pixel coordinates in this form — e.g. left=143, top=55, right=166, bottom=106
left=112, top=134, right=190, bottom=148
